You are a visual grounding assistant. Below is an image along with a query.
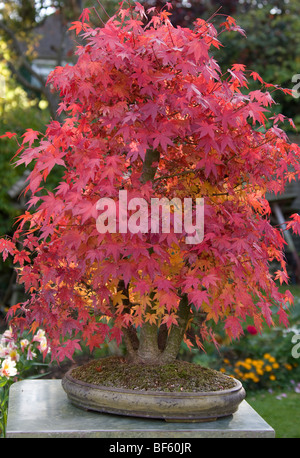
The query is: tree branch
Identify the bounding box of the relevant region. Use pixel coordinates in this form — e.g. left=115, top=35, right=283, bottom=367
left=0, top=19, right=61, bottom=120
left=0, top=19, right=46, bottom=87
left=5, top=60, right=44, bottom=94
left=140, top=149, right=160, bottom=184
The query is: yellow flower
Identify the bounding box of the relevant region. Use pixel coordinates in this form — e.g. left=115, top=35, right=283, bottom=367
left=272, top=363, right=279, bottom=369
left=223, top=358, right=230, bottom=365
left=265, top=365, right=272, bottom=372
left=220, top=367, right=226, bottom=373
left=263, top=353, right=271, bottom=360
left=268, top=356, right=276, bottom=363
left=245, top=358, right=252, bottom=364
left=256, top=369, right=264, bottom=376
left=269, top=375, right=276, bottom=381
left=284, top=363, right=293, bottom=371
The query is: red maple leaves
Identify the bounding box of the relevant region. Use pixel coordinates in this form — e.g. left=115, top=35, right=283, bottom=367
left=1, top=2, right=300, bottom=361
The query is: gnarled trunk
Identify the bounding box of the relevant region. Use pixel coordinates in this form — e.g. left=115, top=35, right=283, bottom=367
left=123, top=295, right=192, bottom=365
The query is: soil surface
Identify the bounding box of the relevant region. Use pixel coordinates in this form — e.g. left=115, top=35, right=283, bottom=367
left=68, top=356, right=236, bottom=392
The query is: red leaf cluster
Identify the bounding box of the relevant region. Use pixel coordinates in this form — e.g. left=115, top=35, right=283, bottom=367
left=1, top=3, right=300, bottom=361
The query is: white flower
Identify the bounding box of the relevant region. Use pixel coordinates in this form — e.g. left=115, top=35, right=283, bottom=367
left=38, top=337, right=48, bottom=352
left=33, top=329, right=49, bottom=353
left=0, top=357, right=18, bottom=378
left=33, top=329, right=46, bottom=342
left=20, top=339, right=29, bottom=350
left=0, top=343, right=8, bottom=358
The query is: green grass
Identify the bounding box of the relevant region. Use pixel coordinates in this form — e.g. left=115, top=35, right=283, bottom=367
left=247, top=390, right=300, bottom=438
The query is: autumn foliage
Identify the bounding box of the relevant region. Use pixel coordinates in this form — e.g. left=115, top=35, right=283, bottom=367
left=1, top=2, right=300, bottom=364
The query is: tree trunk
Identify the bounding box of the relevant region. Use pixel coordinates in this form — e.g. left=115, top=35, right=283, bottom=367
left=123, top=296, right=192, bottom=365
left=121, top=149, right=191, bottom=365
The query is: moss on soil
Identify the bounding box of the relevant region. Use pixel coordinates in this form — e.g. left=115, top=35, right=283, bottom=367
left=70, top=356, right=236, bottom=392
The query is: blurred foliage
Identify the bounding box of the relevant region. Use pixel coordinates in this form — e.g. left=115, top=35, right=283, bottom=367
left=0, top=45, right=64, bottom=309
left=213, top=0, right=300, bottom=129
left=179, top=285, right=300, bottom=391
left=0, top=56, right=50, bottom=236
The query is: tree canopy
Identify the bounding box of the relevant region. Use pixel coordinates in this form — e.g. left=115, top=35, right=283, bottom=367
left=1, top=3, right=299, bottom=364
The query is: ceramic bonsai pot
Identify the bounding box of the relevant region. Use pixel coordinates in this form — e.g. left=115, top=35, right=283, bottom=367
left=62, top=368, right=246, bottom=422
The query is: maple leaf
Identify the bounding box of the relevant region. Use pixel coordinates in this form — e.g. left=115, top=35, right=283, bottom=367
left=145, top=312, right=158, bottom=325
left=202, top=273, right=218, bottom=289
left=161, top=313, right=179, bottom=329
left=112, top=290, right=127, bottom=307
left=69, top=21, right=85, bottom=35
left=286, top=213, right=300, bottom=235
left=274, top=269, right=289, bottom=285
left=257, top=301, right=274, bottom=327
left=21, top=129, right=40, bottom=146
left=224, top=316, right=243, bottom=340
left=187, top=38, right=208, bottom=63
left=55, top=339, right=82, bottom=362
left=221, top=16, right=246, bottom=36
left=277, top=307, right=289, bottom=328
left=182, top=276, right=200, bottom=291
left=13, top=250, right=31, bottom=266
left=151, top=131, right=174, bottom=151
left=18, top=266, right=39, bottom=292
left=183, top=336, right=194, bottom=350
left=0, top=239, right=16, bottom=261
left=250, top=71, right=264, bottom=84
left=134, top=2, right=147, bottom=19
left=0, top=131, right=17, bottom=139
left=283, top=289, right=294, bottom=306
left=110, top=326, right=124, bottom=346
left=79, top=8, right=90, bottom=23
left=188, top=289, right=209, bottom=310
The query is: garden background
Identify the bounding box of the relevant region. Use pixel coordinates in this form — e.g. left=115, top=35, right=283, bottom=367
left=0, top=0, right=300, bottom=438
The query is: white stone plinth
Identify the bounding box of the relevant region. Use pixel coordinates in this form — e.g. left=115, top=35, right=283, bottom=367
left=6, top=379, right=275, bottom=438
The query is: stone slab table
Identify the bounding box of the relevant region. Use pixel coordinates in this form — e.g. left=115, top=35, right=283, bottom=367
left=6, top=379, right=275, bottom=438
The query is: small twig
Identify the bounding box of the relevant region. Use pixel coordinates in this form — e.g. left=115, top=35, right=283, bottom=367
left=92, top=6, right=105, bottom=26
left=153, top=169, right=196, bottom=183
left=206, top=6, right=223, bottom=24
left=96, top=0, right=111, bottom=19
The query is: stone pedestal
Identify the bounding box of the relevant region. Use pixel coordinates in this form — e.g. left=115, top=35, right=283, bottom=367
left=6, top=379, right=275, bottom=438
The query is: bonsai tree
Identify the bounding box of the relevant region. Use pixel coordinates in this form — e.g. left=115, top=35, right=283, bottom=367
left=1, top=2, right=300, bottom=368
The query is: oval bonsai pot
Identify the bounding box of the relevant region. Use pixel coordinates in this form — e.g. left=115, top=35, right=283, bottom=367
left=62, top=366, right=246, bottom=422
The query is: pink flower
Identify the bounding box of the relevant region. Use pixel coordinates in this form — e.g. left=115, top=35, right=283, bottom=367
left=26, top=346, right=37, bottom=361
left=2, top=327, right=15, bottom=343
